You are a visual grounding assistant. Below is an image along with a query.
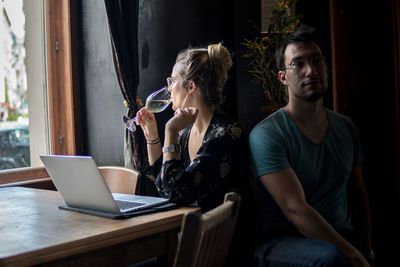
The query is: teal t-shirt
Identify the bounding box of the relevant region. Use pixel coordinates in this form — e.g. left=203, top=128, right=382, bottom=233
left=249, top=108, right=363, bottom=235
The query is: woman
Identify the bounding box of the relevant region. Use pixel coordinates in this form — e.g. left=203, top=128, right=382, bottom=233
left=136, top=43, right=251, bottom=212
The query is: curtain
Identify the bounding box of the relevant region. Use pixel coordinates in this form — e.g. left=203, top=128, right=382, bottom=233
left=104, top=0, right=146, bottom=171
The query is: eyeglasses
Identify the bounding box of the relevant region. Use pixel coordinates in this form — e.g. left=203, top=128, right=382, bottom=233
left=285, top=55, right=326, bottom=73
left=167, top=76, right=182, bottom=88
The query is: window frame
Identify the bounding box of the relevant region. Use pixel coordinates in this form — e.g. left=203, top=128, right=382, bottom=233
left=45, top=0, right=82, bottom=156
left=25, top=0, right=50, bottom=167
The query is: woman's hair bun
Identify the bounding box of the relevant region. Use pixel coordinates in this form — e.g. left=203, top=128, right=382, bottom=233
left=207, top=43, right=233, bottom=72
left=176, top=43, right=233, bottom=108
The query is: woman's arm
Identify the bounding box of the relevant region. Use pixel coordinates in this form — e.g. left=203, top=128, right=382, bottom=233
left=157, top=121, right=245, bottom=211
left=136, top=107, right=161, bottom=165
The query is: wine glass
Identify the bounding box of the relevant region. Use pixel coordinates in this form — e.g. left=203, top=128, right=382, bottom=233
left=123, top=86, right=172, bottom=132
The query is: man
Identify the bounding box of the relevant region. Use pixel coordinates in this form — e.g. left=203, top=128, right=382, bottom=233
left=249, top=25, right=373, bottom=266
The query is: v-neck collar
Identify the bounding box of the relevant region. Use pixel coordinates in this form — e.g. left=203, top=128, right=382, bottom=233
left=281, top=108, right=330, bottom=146
left=182, top=112, right=218, bottom=163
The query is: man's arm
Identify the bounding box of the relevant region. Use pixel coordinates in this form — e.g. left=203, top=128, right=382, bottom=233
left=259, top=168, right=369, bottom=266
left=348, top=165, right=373, bottom=262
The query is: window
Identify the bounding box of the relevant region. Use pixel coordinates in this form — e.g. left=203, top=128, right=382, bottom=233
left=0, top=0, right=31, bottom=170
left=0, top=0, right=81, bottom=173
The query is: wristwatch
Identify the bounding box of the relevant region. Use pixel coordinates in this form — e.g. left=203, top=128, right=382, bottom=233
left=162, top=144, right=181, bottom=153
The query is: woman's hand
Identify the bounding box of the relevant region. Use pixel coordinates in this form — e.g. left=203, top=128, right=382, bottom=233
left=165, top=107, right=199, bottom=134
left=136, top=107, right=159, bottom=141
left=162, top=107, right=198, bottom=163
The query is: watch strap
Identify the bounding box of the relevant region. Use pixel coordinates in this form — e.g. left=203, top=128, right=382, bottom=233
left=162, top=144, right=181, bottom=153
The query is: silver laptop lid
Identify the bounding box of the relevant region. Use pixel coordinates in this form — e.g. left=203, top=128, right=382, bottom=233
left=40, top=155, right=121, bottom=214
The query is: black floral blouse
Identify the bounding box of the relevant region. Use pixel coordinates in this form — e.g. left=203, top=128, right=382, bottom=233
left=143, top=112, right=250, bottom=212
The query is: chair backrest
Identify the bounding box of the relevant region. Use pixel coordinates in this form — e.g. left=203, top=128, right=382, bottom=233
left=173, top=192, right=241, bottom=267
left=98, top=166, right=138, bottom=194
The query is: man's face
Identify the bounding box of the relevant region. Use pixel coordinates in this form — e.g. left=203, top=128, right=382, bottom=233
left=278, top=41, right=328, bottom=103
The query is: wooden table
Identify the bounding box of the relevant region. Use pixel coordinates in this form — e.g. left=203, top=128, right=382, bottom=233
left=0, top=187, right=196, bottom=266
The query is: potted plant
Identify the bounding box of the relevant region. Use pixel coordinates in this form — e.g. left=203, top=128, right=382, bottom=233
left=242, top=0, right=302, bottom=116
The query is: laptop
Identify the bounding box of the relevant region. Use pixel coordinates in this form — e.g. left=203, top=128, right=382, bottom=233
left=40, top=154, right=170, bottom=218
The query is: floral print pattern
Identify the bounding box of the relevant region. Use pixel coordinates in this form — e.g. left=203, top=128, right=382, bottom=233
left=143, top=112, right=249, bottom=212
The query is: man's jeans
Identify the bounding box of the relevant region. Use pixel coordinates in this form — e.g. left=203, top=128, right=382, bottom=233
left=254, top=235, right=352, bottom=267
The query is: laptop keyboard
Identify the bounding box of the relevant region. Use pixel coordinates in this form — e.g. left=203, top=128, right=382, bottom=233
left=116, top=200, right=145, bottom=210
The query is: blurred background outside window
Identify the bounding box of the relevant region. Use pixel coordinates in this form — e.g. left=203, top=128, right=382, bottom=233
left=0, top=0, right=29, bottom=170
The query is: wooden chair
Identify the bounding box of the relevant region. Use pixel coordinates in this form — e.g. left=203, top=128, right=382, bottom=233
left=98, top=166, right=138, bottom=194
left=0, top=165, right=138, bottom=194
left=173, top=192, right=241, bottom=267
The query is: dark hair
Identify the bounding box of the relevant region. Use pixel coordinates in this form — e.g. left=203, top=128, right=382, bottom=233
left=275, top=25, right=319, bottom=70
left=175, top=43, right=232, bottom=107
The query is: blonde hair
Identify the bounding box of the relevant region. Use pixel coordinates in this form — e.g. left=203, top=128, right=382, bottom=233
left=175, top=43, right=233, bottom=107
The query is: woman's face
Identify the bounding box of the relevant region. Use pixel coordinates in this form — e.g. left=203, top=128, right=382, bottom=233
left=168, top=63, right=189, bottom=110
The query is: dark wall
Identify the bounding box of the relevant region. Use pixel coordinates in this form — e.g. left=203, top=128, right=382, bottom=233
left=332, top=2, right=400, bottom=265
left=79, top=0, right=125, bottom=166
left=234, top=0, right=264, bottom=135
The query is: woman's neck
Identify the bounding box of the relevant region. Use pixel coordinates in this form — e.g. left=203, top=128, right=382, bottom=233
left=192, top=104, right=215, bottom=134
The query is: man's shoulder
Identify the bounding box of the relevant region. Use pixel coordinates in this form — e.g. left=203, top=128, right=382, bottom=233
left=326, top=108, right=352, bottom=121
left=250, top=109, right=284, bottom=135
left=325, top=108, right=356, bottom=128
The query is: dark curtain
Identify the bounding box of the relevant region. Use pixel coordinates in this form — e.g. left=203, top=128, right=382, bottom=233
left=104, top=0, right=146, bottom=171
